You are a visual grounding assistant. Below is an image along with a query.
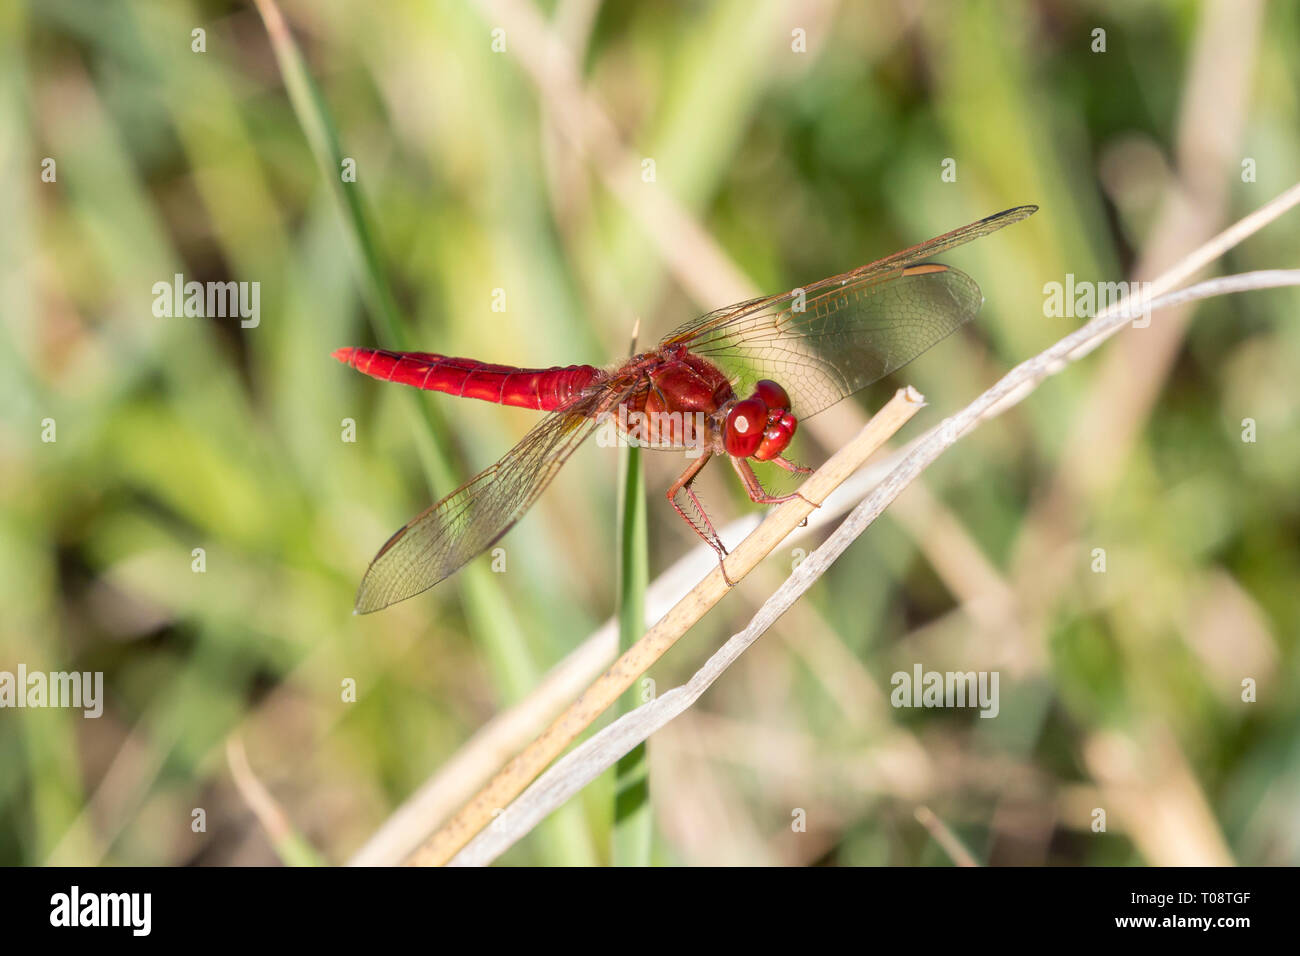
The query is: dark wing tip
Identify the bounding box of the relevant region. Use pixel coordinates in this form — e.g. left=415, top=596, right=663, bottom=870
left=991, top=204, right=1039, bottom=222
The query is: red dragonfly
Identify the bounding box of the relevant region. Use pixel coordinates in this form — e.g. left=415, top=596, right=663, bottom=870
left=336, top=205, right=1036, bottom=612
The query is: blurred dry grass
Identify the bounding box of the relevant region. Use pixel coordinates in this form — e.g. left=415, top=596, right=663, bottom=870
left=1, top=0, right=1298, bottom=866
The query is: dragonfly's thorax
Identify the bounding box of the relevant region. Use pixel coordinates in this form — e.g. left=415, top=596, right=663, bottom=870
left=611, top=351, right=799, bottom=461
left=611, top=351, right=736, bottom=451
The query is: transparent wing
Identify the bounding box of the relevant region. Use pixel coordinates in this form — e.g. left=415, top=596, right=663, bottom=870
left=667, top=264, right=981, bottom=418
left=354, top=387, right=628, bottom=613
left=661, top=205, right=1035, bottom=418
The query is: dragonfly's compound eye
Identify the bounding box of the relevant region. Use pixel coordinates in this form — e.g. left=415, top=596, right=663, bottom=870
left=754, top=412, right=797, bottom=461
left=752, top=380, right=791, bottom=412
left=724, top=398, right=767, bottom=458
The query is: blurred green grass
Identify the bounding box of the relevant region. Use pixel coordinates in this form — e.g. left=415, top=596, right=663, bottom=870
left=1, top=0, right=1297, bottom=865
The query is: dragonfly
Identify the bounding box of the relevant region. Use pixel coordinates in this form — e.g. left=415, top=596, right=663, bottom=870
left=336, top=204, right=1036, bottom=613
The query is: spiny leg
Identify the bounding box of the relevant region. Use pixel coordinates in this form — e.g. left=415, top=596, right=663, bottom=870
left=666, top=451, right=736, bottom=586
left=729, top=456, right=818, bottom=509
left=771, top=455, right=814, bottom=476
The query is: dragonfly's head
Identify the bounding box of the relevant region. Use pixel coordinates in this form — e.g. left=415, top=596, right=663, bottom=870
left=722, top=380, right=798, bottom=461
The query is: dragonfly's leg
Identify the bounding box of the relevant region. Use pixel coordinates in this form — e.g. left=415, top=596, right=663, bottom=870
left=730, top=456, right=818, bottom=511
left=772, top=455, right=814, bottom=476
left=770, top=458, right=816, bottom=525
left=666, top=452, right=735, bottom=586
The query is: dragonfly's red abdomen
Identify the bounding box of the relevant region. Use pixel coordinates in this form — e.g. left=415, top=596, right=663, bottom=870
left=333, top=348, right=603, bottom=411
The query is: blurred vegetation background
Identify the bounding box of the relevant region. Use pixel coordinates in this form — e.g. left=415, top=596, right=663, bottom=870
left=1, top=0, right=1298, bottom=866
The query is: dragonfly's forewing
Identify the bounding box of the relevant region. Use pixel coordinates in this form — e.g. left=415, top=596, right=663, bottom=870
left=354, top=387, right=629, bottom=613
left=661, top=205, right=1036, bottom=418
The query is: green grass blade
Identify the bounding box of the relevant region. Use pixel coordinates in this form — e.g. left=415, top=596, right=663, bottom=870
left=252, top=0, right=455, bottom=488
left=612, top=442, right=651, bottom=865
